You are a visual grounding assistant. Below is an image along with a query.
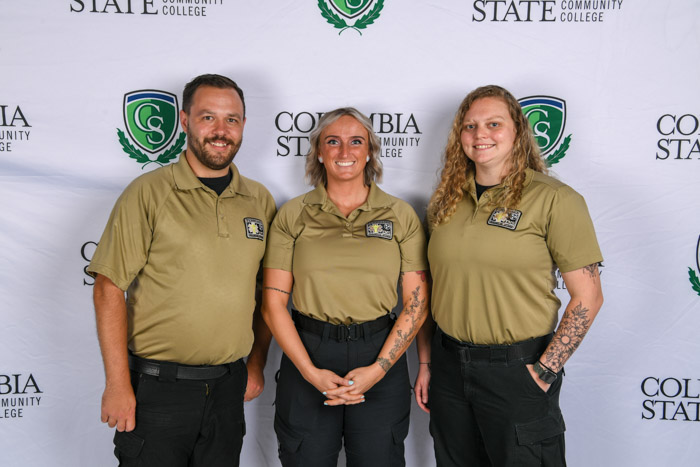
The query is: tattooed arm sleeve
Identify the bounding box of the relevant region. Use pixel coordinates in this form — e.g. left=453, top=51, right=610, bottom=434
left=375, top=271, right=430, bottom=372
left=540, top=263, right=604, bottom=373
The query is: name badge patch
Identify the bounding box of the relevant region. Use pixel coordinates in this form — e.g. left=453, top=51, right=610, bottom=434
left=366, top=220, right=393, bottom=240
left=487, top=208, right=522, bottom=231
left=244, top=217, right=264, bottom=241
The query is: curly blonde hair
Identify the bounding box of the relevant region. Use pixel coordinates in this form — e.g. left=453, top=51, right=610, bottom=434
left=305, top=107, right=383, bottom=187
left=427, top=85, right=546, bottom=228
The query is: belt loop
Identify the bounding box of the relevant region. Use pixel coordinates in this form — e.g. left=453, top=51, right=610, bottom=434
left=363, top=321, right=371, bottom=342
left=158, top=361, right=178, bottom=382
left=490, top=348, right=508, bottom=366
left=322, top=323, right=331, bottom=342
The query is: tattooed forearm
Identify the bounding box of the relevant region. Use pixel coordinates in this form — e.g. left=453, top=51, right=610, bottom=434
left=582, top=263, right=599, bottom=279
left=542, top=301, right=592, bottom=372
left=416, top=270, right=428, bottom=283
left=387, top=286, right=427, bottom=362
left=376, top=357, right=391, bottom=373
left=263, top=287, right=290, bottom=295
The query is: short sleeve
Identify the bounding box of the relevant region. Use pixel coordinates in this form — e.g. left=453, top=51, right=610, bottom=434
left=87, top=181, right=154, bottom=290
left=546, top=186, right=603, bottom=273
left=263, top=200, right=301, bottom=271
left=396, top=202, right=428, bottom=272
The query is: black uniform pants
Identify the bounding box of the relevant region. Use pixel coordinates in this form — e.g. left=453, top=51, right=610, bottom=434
left=275, top=320, right=411, bottom=467
left=429, top=329, right=566, bottom=467
left=113, top=359, right=247, bottom=467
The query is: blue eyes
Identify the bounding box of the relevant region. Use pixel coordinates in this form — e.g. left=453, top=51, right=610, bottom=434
left=325, top=139, right=364, bottom=145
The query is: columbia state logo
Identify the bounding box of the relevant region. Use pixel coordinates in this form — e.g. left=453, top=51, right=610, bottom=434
left=519, top=96, right=572, bottom=167
left=487, top=208, right=522, bottom=231
left=117, top=90, right=186, bottom=169
left=366, top=220, right=393, bottom=240
left=689, top=235, right=700, bottom=297
left=244, top=218, right=264, bottom=241
left=318, top=0, right=384, bottom=35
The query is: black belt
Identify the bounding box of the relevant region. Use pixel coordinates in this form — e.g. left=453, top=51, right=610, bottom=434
left=440, top=330, right=552, bottom=364
left=128, top=353, right=242, bottom=381
left=292, top=309, right=393, bottom=342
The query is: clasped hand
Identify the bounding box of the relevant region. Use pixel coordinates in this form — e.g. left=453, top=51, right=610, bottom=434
left=304, top=363, right=386, bottom=406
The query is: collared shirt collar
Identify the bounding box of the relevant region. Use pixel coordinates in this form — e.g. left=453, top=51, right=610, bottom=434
left=171, top=152, right=251, bottom=197
left=303, top=181, right=391, bottom=213
left=464, top=168, right=536, bottom=198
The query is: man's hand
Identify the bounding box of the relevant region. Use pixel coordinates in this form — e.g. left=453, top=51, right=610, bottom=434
left=244, top=361, right=265, bottom=402
left=414, top=363, right=431, bottom=413
left=101, top=381, right=136, bottom=432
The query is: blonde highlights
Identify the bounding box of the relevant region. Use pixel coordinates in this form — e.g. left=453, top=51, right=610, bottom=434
left=305, top=107, right=383, bottom=187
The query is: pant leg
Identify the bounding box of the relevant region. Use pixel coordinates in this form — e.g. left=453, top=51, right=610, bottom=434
left=190, top=360, right=248, bottom=467
left=275, top=329, right=344, bottom=467
left=343, top=326, right=411, bottom=467
left=113, top=371, right=206, bottom=467
left=470, top=359, right=566, bottom=467
left=428, top=330, right=491, bottom=467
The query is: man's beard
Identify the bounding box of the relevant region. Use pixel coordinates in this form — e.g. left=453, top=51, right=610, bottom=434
left=187, top=130, right=242, bottom=171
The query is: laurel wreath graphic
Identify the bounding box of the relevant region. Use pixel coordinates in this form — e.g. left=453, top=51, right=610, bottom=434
left=117, top=129, right=186, bottom=169
left=689, top=268, right=700, bottom=296
left=318, top=0, right=384, bottom=35
left=544, top=134, right=571, bottom=167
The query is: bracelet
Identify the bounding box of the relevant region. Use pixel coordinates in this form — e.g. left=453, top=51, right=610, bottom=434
left=419, top=362, right=431, bottom=365
left=538, top=360, right=556, bottom=373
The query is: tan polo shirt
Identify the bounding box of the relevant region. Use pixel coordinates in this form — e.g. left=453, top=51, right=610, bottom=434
left=428, top=169, right=603, bottom=344
left=264, top=182, right=428, bottom=325
left=88, top=154, right=276, bottom=365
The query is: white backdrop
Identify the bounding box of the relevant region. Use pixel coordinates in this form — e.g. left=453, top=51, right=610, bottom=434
left=2, top=1, right=700, bottom=466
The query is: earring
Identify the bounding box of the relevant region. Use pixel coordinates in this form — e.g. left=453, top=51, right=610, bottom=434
left=318, top=157, right=324, bottom=163
left=366, top=155, right=370, bottom=162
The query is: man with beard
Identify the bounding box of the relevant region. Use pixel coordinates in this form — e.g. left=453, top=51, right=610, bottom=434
left=88, top=74, right=276, bottom=467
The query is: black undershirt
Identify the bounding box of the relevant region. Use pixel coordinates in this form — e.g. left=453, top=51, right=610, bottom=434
left=475, top=181, right=497, bottom=200
left=198, top=170, right=232, bottom=196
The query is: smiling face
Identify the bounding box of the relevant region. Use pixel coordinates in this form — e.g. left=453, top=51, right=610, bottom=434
left=319, top=115, right=369, bottom=186
left=180, top=85, right=246, bottom=177
left=460, top=97, right=517, bottom=180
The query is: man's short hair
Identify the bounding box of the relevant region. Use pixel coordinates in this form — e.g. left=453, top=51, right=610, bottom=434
left=182, top=74, right=246, bottom=117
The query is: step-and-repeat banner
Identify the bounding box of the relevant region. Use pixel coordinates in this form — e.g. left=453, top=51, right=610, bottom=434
left=2, top=1, right=699, bottom=466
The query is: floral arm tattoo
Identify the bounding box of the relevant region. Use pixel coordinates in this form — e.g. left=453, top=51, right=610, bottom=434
left=375, top=281, right=428, bottom=373
left=541, top=263, right=600, bottom=372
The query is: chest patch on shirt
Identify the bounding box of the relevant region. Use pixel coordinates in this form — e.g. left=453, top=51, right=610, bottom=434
left=487, top=208, right=522, bottom=231
left=244, top=218, right=264, bottom=240
left=365, top=220, right=393, bottom=240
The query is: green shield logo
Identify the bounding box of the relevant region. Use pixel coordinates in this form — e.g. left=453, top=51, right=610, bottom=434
left=123, top=90, right=179, bottom=154
left=518, top=96, right=566, bottom=156
left=689, top=235, right=700, bottom=297
left=329, top=0, right=373, bottom=19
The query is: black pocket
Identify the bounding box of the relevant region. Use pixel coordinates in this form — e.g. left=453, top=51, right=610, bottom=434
left=514, top=414, right=566, bottom=445
left=391, top=413, right=410, bottom=445
left=274, top=415, right=304, bottom=466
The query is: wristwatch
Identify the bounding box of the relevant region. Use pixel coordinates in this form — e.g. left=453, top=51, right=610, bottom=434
left=533, top=361, right=557, bottom=384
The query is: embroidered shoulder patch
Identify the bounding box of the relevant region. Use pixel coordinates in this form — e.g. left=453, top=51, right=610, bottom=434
left=365, top=220, right=393, bottom=240
left=244, top=217, right=264, bottom=240
left=487, top=208, right=522, bottom=231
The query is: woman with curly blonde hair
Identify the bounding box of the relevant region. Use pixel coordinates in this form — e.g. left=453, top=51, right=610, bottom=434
left=415, top=85, right=604, bottom=466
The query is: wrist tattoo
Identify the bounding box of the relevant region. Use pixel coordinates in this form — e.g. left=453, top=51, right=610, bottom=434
left=376, top=357, right=391, bottom=373
left=263, top=286, right=290, bottom=295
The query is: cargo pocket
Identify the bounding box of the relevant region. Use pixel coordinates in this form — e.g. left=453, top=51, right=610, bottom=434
left=113, top=430, right=144, bottom=464
left=514, top=414, right=566, bottom=465
left=390, top=414, right=410, bottom=466
left=515, top=414, right=565, bottom=445
left=274, top=415, right=304, bottom=467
